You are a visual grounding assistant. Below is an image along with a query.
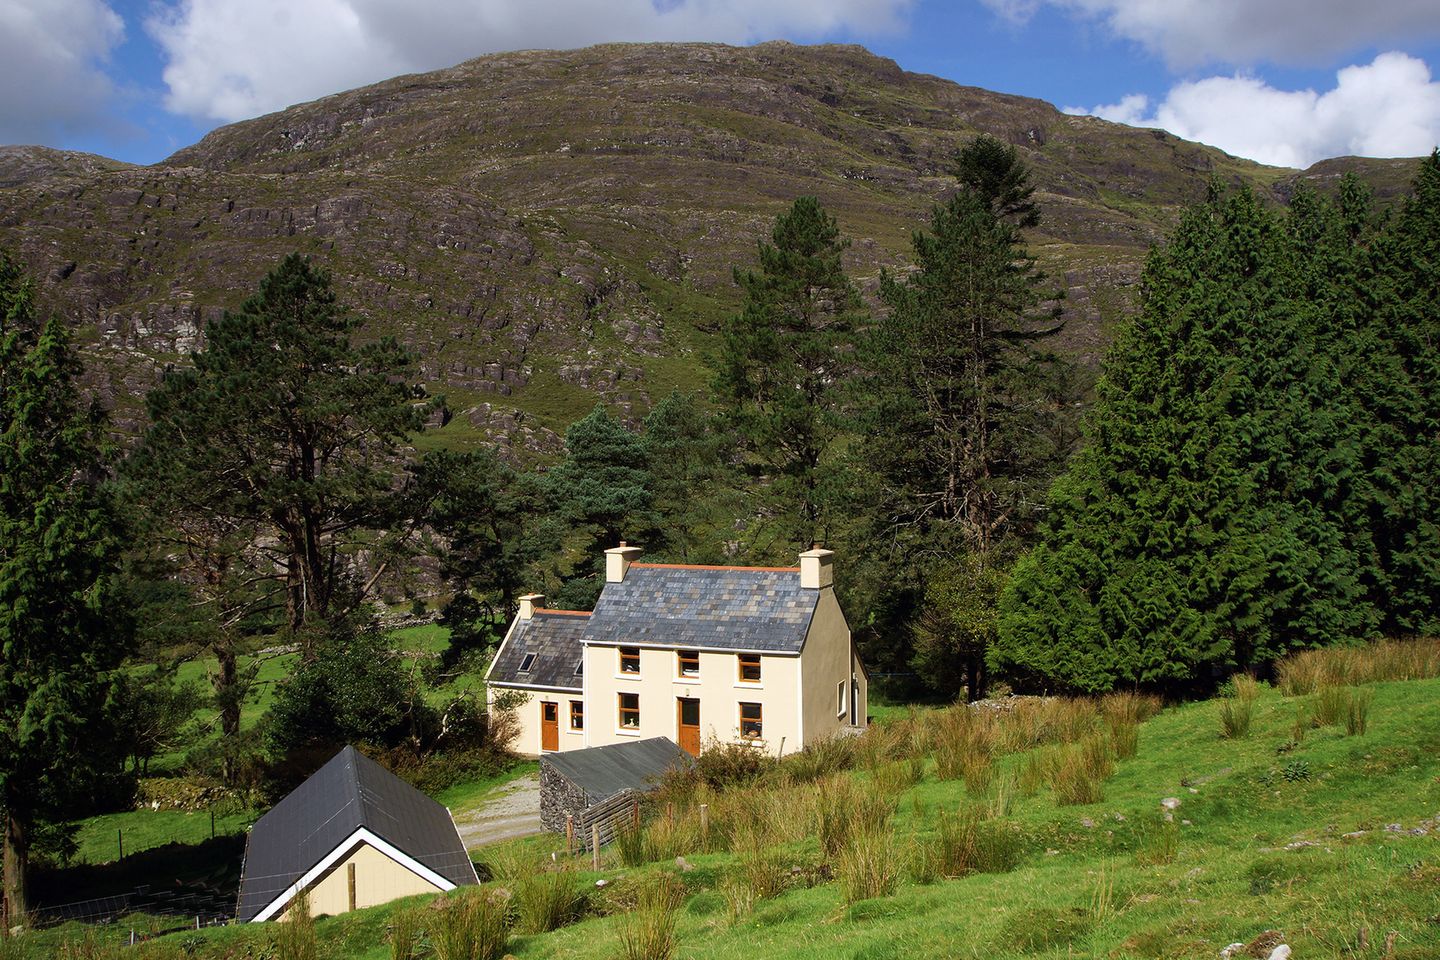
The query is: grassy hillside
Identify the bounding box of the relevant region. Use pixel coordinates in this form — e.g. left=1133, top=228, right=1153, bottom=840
left=14, top=641, right=1439, bottom=959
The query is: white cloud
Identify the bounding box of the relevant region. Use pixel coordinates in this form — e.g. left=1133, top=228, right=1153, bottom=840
left=0, top=0, right=125, bottom=145
left=983, top=0, right=1440, bottom=69
left=1064, top=52, right=1440, bottom=168
left=146, top=0, right=915, bottom=122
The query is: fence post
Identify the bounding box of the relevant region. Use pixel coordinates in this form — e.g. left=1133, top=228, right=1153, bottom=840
left=591, top=824, right=601, bottom=872
left=699, top=803, right=709, bottom=846
left=566, top=814, right=574, bottom=856
left=117, top=829, right=123, bottom=861
left=347, top=863, right=357, bottom=912
left=210, top=810, right=215, bottom=840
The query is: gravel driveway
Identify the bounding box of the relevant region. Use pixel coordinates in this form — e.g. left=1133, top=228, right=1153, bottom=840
left=452, top=772, right=542, bottom=850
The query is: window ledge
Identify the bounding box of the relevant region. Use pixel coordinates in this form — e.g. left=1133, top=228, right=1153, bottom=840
left=673, top=677, right=701, bottom=685
left=733, top=683, right=764, bottom=691
left=614, top=674, right=643, bottom=681
left=613, top=728, right=643, bottom=737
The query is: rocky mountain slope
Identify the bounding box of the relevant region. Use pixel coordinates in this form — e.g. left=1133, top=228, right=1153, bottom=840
left=0, top=42, right=1419, bottom=449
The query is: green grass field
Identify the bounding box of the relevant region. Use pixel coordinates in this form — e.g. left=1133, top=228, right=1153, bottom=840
left=18, top=646, right=1440, bottom=959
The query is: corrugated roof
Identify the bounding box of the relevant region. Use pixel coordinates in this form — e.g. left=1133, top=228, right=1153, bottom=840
left=236, top=746, right=476, bottom=922
left=542, top=737, right=691, bottom=803
left=488, top=611, right=587, bottom=689
left=582, top=565, right=817, bottom=652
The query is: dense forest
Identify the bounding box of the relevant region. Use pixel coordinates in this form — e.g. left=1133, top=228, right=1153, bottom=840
left=1, top=138, right=1437, bottom=923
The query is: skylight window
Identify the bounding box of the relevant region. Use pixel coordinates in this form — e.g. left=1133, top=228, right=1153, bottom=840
left=519, top=653, right=536, bottom=672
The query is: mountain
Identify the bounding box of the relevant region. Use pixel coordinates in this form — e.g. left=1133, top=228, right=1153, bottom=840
left=0, top=42, right=1419, bottom=451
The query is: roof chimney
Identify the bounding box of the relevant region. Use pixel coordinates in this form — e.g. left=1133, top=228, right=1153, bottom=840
left=518, top=594, right=544, bottom=620
left=799, top=545, right=834, bottom=589
left=605, top=541, right=644, bottom=583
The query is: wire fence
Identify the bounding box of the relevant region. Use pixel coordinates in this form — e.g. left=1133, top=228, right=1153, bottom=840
left=34, top=883, right=235, bottom=929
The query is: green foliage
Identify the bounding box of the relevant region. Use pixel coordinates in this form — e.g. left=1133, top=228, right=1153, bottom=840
left=266, top=620, right=431, bottom=754
left=715, top=196, right=862, bottom=550
left=1, top=252, right=130, bottom=922
left=996, top=162, right=1440, bottom=692
left=110, top=665, right=204, bottom=776
left=129, top=253, right=428, bottom=637
left=910, top=553, right=1008, bottom=699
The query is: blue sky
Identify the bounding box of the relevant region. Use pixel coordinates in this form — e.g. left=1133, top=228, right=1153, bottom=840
left=3, top=0, right=1439, bottom=169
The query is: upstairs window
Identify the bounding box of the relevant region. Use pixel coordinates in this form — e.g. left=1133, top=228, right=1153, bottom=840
left=620, top=647, right=641, bottom=674
left=518, top=653, right=536, bottom=673
left=619, top=692, right=640, bottom=729
left=570, top=700, right=584, bottom=731
left=677, top=650, right=700, bottom=678
left=739, top=702, right=763, bottom=739
left=738, top=653, right=762, bottom=683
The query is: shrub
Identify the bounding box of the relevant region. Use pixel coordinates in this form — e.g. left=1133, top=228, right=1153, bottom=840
left=513, top=868, right=583, bottom=934
left=430, top=889, right=510, bottom=960
left=617, top=875, right=684, bottom=960
left=696, top=740, right=776, bottom=789
left=837, top=824, right=900, bottom=903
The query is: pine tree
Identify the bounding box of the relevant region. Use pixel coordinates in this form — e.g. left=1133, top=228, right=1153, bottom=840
left=1, top=255, right=128, bottom=925
left=715, top=196, right=862, bottom=551
left=128, top=254, right=428, bottom=641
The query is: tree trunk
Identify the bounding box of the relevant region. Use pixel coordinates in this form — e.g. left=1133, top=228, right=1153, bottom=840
left=214, top=643, right=241, bottom=785
left=3, top=810, right=28, bottom=929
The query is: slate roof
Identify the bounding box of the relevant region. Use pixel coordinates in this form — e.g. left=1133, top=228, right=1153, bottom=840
left=487, top=610, right=587, bottom=689
left=542, top=737, right=692, bottom=804
left=236, top=746, right=476, bottom=922
left=582, top=564, right=817, bottom=653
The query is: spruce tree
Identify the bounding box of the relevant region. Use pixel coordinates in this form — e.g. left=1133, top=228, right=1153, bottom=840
left=1, top=255, right=128, bottom=924
left=715, top=196, right=861, bottom=551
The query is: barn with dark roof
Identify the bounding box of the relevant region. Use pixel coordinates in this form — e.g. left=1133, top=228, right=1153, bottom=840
left=236, top=746, right=477, bottom=922
left=486, top=543, right=867, bottom=759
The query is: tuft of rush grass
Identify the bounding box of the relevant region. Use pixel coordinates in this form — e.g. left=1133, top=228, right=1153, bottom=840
left=272, top=889, right=318, bottom=960
left=512, top=868, right=582, bottom=934
left=837, top=823, right=900, bottom=904
left=387, top=907, right=421, bottom=960
left=1219, top=695, right=1254, bottom=739
left=429, top=889, right=509, bottom=960
left=1050, top=733, right=1114, bottom=805
left=616, top=875, right=683, bottom=960
left=1277, top=637, right=1440, bottom=694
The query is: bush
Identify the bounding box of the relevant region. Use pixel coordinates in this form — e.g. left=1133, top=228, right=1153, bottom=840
left=696, top=740, right=776, bottom=789
left=617, top=875, right=684, bottom=960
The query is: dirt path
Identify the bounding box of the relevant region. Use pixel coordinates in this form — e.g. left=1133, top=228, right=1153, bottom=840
left=452, top=772, right=542, bottom=850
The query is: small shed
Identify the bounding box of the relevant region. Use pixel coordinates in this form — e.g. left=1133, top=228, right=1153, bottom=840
left=540, top=737, right=691, bottom=838
left=237, top=745, right=478, bottom=922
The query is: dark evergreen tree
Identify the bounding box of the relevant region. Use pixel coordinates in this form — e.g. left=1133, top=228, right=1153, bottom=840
left=994, top=183, right=1387, bottom=692
left=129, top=253, right=428, bottom=641
left=853, top=137, right=1069, bottom=698
left=715, top=196, right=862, bottom=551
left=0, top=255, right=128, bottom=924
left=642, top=391, right=737, bottom=564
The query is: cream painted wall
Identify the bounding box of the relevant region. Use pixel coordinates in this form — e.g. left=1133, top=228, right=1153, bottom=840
left=798, top=587, right=867, bottom=740
left=280, top=842, right=441, bottom=920
left=488, top=686, right=585, bottom=757
left=583, top=644, right=803, bottom=758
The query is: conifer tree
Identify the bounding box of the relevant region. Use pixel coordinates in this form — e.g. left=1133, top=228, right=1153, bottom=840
left=1, top=255, right=127, bottom=924
left=715, top=196, right=861, bottom=551
left=994, top=183, right=1385, bottom=691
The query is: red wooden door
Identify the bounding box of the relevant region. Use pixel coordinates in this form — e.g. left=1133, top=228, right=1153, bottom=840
left=541, top=701, right=559, bottom=752
left=677, top=698, right=701, bottom=756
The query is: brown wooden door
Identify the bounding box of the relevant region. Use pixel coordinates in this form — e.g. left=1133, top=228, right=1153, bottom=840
left=541, top=701, right=559, bottom=752
left=677, top=697, right=701, bottom=756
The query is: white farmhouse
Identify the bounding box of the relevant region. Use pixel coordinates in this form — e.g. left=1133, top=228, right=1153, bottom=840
left=485, top=543, right=868, bottom=757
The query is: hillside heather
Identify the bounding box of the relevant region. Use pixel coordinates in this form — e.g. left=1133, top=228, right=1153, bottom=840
left=0, top=42, right=1420, bottom=447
